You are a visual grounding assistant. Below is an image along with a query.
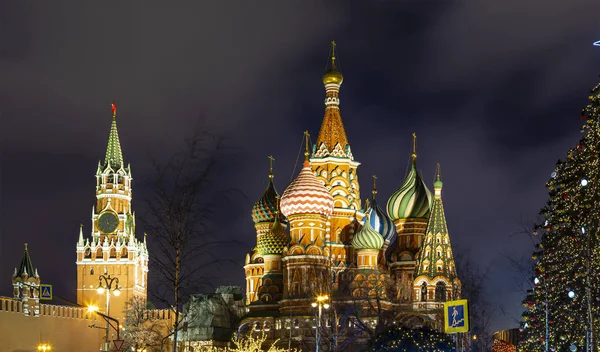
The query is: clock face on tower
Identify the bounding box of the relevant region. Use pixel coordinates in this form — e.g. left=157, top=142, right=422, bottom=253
left=98, top=211, right=119, bottom=234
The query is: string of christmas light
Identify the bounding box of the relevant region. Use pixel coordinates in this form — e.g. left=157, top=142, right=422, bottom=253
left=520, top=80, right=600, bottom=351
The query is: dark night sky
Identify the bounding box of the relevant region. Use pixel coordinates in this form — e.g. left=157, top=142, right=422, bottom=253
left=1, top=1, right=600, bottom=333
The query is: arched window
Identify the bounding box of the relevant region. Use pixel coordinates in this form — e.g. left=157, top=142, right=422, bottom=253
left=435, top=282, right=447, bottom=302
left=421, top=282, right=427, bottom=302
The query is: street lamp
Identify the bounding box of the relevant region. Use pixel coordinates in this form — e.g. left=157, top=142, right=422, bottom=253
left=97, top=274, right=121, bottom=352
left=37, top=344, right=52, bottom=351
left=311, top=294, right=330, bottom=352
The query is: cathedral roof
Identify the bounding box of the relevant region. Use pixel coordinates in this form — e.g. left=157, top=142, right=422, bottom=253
left=314, top=41, right=352, bottom=160
left=414, top=165, right=458, bottom=281
left=352, top=215, right=384, bottom=251
left=14, top=243, right=37, bottom=278
left=104, top=103, right=124, bottom=170
left=251, top=159, right=281, bottom=224
left=387, top=134, right=432, bottom=221
left=256, top=216, right=291, bottom=256
left=280, top=160, right=334, bottom=218
left=366, top=177, right=397, bottom=243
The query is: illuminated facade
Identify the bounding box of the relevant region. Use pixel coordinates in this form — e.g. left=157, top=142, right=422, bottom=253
left=75, top=106, right=149, bottom=322
left=242, top=42, right=461, bottom=349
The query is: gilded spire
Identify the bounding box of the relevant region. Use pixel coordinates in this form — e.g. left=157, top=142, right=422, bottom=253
left=434, top=163, right=443, bottom=195
left=322, top=41, right=343, bottom=85
left=304, top=130, right=310, bottom=161
left=372, top=175, right=377, bottom=200
left=104, top=102, right=124, bottom=170
left=411, top=133, right=417, bottom=163
left=330, top=41, right=337, bottom=71
left=268, top=155, right=275, bottom=179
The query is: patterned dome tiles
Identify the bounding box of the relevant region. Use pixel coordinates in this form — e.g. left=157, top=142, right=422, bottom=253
left=251, top=177, right=279, bottom=224
left=257, top=218, right=290, bottom=256
left=387, top=163, right=432, bottom=221
left=367, top=199, right=397, bottom=243
left=352, top=216, right=384, bottom=251
left=280, top=161, right=334, bottom=218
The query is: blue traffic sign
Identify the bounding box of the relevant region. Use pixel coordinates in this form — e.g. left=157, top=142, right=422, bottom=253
left=39, top=284, right=52, bottom=300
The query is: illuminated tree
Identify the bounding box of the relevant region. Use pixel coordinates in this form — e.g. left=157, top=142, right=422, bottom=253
left=520, top=80, right=600, bottom=351
left=207, top=330, right=298, bottom=352
left=122, top=297, right=168, bottom=351
left=368, top=326, right=454, bottom=351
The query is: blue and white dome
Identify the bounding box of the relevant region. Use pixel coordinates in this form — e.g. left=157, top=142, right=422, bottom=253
left=366, top=198, right=396, bottom=244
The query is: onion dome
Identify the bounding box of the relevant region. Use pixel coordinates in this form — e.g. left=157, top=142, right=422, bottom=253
left=251, top=161, right=280, bottom=224
left=281, top=160, right=334, bottom=218
left=322, top=41, right=343, bottom=86
left=387, top=134, right=432, bottom=220
left=352, top=215, right=384, bottom=251
left=366, top=176, right=397, bottom=242
left=281, top=133, right=334, bottom=218
left=256, top=216, right=291, bottom=256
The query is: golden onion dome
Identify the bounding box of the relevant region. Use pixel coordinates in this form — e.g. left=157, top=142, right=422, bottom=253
left=322, top=69, right=343, bottom=85
left=322, top=40, right=343, bottom=86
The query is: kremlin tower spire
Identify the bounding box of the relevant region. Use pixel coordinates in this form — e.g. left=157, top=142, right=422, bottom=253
left=413, top=164, right=461, bottom=309
left=104, top=102, right=124, bottom=170
left=76, top=103, right=148, bottom=324
left=12, top=243, right=41, bottom=316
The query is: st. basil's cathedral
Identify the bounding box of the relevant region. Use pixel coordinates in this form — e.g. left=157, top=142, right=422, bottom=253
left=242, top=42, right=462, bottom=350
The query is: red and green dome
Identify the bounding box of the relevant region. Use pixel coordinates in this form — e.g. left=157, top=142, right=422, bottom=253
left=251, top=175, right=280, bottom=224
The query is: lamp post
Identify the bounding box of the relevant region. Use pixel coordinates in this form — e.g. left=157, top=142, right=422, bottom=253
left=311, top=294, right=330, bottom=352
left=96, top=274, right=121, bottom=351
left=37, top=343, right=52, bottom=351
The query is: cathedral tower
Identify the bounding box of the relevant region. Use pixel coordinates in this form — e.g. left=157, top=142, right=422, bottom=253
left=245, top=157, right=282, bottom=305
left=386, top=134, right=432, bottom=304
left=413, top=165, right=461, bottom=310
left=310, top=42, right=361, bottom=277
left=280, top=133, right=334, bottom=314
left=76, top=104, right=148, bottom=322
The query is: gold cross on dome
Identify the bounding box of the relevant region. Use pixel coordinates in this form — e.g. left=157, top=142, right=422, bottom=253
left=268, top=155, right=275, bottom=174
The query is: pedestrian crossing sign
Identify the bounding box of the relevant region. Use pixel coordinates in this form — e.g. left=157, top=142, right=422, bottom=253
left=444, top=299, right=469, bottom=333
left=40, top=284, right=52, bottom=300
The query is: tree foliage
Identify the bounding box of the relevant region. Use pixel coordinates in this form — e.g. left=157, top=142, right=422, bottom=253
left=368, top=326, right=454, bottom=352
left=520, top=80, right=600, bottom=351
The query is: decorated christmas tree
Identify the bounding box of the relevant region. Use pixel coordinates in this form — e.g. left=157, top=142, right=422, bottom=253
left=520, top=79, right=600, bottom=351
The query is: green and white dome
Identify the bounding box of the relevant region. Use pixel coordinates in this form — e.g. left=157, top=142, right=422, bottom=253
left=387, top=158, right=432, bottom=221
left=352, top=216, right=384, bottom=251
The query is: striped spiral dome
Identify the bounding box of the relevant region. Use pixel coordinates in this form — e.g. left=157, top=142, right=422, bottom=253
left=251, top=176, right=279, bottom=224
left=280, top=161, right=334, bottom=218
left=367, top=199, right=397, bottom=243
left=387, top=162, right=432, bottom=220
left=352, top=216, right=384, bottom=250
left=256, top=217, right=290, bottom=256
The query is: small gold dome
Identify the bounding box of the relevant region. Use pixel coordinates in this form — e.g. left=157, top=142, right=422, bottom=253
left=322, top=69, right=343, bottom=85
